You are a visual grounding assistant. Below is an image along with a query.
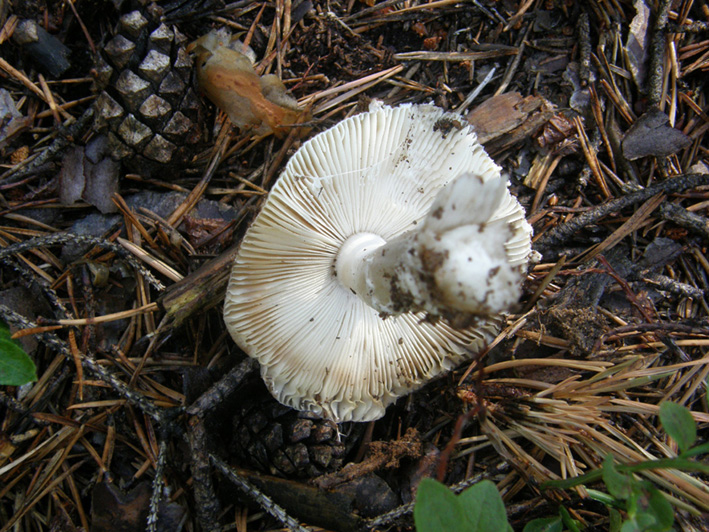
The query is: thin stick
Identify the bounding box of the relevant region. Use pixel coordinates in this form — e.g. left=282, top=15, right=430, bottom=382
left=0, top=232, right=165, bottom=291
left=301, top=65, right=403, bottom=109
left=147, top=438, right=168, bottom=532
left=211, top=454, right=311, bottom=532
left=167, top=123, right=230, bottom=227
left=0, top=107, right=94, bottom=184
left=0, top=306, right=164, bottom=422
left=534, top=173, right=709, bottom=252
left=493, top=24, right=531, bottom=96
left=647, top=0, right=672, bottom=107
left=186, top=358, right=257, bottom=416
left=394, top=49, right=517, bottom=62
left=51, top=302, right=159, bottom=327
left=659, top=203, right=709, bottom=241
left=0, top=56, right=50, bottom=103
left=117, top=238, right=184, bottom=282
left=63, top=0, right=96, bottom=53
left=37, top=74, right=62, bottom=123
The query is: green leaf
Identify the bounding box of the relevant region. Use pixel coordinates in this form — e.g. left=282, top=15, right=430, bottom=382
left=645, top=485, right=674, bottom=531
left=414, top=478, right=512, bottom=532
left=659, top=401, right=697, bottom=454
left=609, top=508, right=623, bottom=532
left=587, top=488, right=622, bottom=508
left=627, top=482, right=674, bottom=532
left=458, top=479, right=508, bottom=532
left=0, top=323, right=37, bottom=386
left=602, top=455, right=633, bottom=500
left=559, top=506, right=581, bottom=532
left=620, top=519, right=642, bottom=532
left=678, top=441, right=709, bottom=459
left=414, top=478, right=467, bottom=532
left=522, top=516, right=562, bottom=532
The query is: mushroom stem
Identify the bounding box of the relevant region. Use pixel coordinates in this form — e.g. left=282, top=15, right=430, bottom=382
left=335, top=172, right=527, bottom=319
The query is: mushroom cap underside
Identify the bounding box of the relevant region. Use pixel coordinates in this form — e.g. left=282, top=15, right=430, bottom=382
left=224, top=103, right=531, bottom=422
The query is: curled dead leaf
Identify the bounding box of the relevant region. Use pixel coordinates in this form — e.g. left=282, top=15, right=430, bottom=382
left=189, top=30, right=310, bottom=137
left=622, top=107, right=691, bottom=160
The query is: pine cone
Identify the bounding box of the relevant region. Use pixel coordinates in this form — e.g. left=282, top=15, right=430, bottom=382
left=230, top=396, right=348, bottom=479
left=92, top=2, right=206, bottom=173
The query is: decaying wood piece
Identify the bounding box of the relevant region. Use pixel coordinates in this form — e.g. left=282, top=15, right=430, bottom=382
left=12, top=19, right=71, bottom=77
left=466, top=92, right=554, bottom=152
left=188, top=417, right=221, bottom=532
left=659, top=203, right=709, bottom=242
left=210, top=456, right=312, bottom=532
left=313, top=428, right=423, bottom=490
left=157, top=243, right=239, bottom=327
left=212, top=460, right=404, bottom=532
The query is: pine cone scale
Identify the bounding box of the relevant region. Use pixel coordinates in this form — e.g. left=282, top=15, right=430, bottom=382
left=93, top=3, right=206, bottom=174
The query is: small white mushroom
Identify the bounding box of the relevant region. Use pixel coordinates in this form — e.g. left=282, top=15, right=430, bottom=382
left=224, top=103, right=533, bottom=422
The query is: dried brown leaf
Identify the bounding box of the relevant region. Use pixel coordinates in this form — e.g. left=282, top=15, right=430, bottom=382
left=622, top=107, right=691, bottom=160
left=190, top=31, right=309, bottom=137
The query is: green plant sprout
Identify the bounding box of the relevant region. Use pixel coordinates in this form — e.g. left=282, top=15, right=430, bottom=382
left=0, top=320, right=37, bottom=386
left=414, top=401, right=707, bottom=532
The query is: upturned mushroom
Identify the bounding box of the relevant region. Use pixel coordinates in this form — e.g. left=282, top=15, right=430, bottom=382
left=224, top=102, right=533, bottom=422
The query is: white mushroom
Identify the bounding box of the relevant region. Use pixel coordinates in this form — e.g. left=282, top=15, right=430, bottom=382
left=224, top=102, right=533, bottom=422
